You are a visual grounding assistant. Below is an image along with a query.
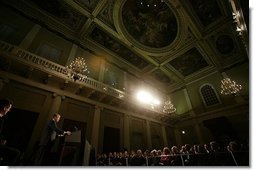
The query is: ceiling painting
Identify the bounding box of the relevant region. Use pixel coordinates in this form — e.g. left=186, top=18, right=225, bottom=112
left=187, top=0, right=222, bottom=27
left=167, top=48, right=209, bottom=77
left=90, top=26, right=150, bottom=70
left=122, top=0, right=178, bottom=48
left=27, top=0, right=87, bottom=31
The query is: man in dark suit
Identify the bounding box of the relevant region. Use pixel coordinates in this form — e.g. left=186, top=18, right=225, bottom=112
left=34, top=113, right=71, bottom=165
left=0, top=99, right=20, bottom=166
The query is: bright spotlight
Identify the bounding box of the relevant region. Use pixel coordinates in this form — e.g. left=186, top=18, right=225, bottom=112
left=153, top=99, right=161, bottom=105
left=136, top=90, right=152, bottom=104
left=136, top=90, right=161, bottom=108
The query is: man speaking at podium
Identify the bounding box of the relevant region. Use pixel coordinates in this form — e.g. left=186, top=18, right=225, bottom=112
left=34, top=113, right=71, bottom=166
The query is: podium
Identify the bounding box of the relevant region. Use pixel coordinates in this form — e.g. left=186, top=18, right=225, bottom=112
left=64, top=130, right=81, bottom=143
left=58, top=130, right=82, bottom=166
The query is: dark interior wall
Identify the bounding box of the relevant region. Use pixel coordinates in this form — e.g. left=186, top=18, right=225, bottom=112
left=130, top=118, right=147, bottom=151
left=180, top=125, right=199, bottom=146
left=59, top=98, right=94, bottom=142
left=3, top=108, right=39, bottom=153
left=150, top=122, right=164, bottom=150
left=165, top=126, right=176, bottom=147
left=131, top=131, right=145, bottom=151
left=0, top=4, right=34, bottom=45
left=103, top=126, right=120, bottom=153
left=226, top=113, right=249, bottom=143
left=203, top=116, right=239, bottom=146
left=0, top=81, right=53, bottom=156
left=99, top=109, right=124, bottom=153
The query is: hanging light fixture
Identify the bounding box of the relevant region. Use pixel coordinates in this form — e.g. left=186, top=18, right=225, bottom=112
left=220, top=78, right=242, bottom=95
left=163, top=98, right=176, bottom=114
left=65, top=57, right=89, bottom=81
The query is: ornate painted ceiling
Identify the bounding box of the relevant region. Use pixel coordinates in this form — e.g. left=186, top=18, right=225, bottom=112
left=1, top=0, right=248, bottom=93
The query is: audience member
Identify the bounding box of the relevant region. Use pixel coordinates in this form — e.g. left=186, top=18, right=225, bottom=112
left=159, top=147, right=171, bottom=166
left=0, top=99, right=20, bottom=166
left=129, top=149, right=146, bottom=166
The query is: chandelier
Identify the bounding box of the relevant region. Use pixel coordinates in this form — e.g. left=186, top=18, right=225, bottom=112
left=65, top=57, right=89, bottom=81
left=220, top=78, right=242, bottom=95
left=163, top=98, right=176, bottom=114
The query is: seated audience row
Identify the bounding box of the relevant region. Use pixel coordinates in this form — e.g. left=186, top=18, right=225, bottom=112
left=96, top=140, right=249, bottom=166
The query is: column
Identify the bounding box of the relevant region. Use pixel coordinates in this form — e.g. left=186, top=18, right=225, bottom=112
left=19, top=24, right=41, bottom=49
left=66, top=44, right=78, bottom=65
left=183, top=88, right=195, bottom=116
left=91, top=105, right=102, bottom=150
left=48, top=93, right=63, bottom=118
left=123, top=114, right=130, bottom=151
left=161, top=125, right=169, bottom=147
left=146, top=120, right=152, bottom=149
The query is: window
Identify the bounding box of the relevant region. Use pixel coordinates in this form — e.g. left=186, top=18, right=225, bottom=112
left=103, top=65, right=124, bottom=90
left=36, top=43, right=62, bottom=63
left=200, top=84, right=221, bottom=107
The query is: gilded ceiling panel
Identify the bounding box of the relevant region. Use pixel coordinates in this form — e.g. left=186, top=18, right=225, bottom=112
left=207, top=25, right=248, bottom=65
left=73, top=0, right=100, bottom=12
left=90, top=27, right=149, bottom=70
left=122, top=0, right=177, bottom=48
left=151, top=69, right=175, bottom=85
left=215, top=34, right=234, bottom=55
left=166, top=48, right=209, bottom=77
left=98, top=0, right=116, bottom=30
left=214, top=35, right=244, bottom=65
left=187, top=0, right=222, bottom=27
left=27, top=0, right=87, bottom=31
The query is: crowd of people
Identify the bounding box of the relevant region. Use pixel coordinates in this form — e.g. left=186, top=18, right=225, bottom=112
left=0, top=98, right=249, bottom=166
left=96, top=140, right=249, bottom=166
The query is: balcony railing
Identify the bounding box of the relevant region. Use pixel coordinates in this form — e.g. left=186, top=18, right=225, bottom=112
left=0, top=40, right=127, bottom=99
left=0, top=40, right=166, bottom=114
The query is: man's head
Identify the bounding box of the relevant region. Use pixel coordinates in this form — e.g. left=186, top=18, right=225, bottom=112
left=52, top=113, right=61, bottom=123
left=0, top=99, right=13, bottom=117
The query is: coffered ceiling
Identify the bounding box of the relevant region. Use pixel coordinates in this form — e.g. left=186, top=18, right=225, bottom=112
left=1, top=0, right=248, bottom=93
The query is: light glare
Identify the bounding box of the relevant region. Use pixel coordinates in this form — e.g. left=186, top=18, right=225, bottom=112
left=137, top=91, right=152, bottom=104
left=136, top=90, right=160, bottom=106
left=153, top=99, right=160, bottom=105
